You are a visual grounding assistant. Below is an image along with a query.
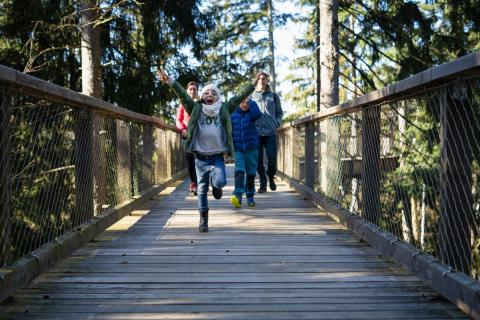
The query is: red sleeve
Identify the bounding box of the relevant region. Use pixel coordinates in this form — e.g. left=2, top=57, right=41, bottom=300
left=176, top=104, right=187, bottom=132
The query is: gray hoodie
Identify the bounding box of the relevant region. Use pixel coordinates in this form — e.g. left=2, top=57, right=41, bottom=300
left=252, top=88, right=283, bottom=136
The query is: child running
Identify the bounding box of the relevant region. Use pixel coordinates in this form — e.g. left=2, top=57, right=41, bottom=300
left=157, top=69, right=256, bottom=232
left=230, top=97, right=262, bottom=208
left=176, top=81, right=199, bottom=195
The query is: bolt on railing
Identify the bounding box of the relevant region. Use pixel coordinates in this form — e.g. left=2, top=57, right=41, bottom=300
left=0, top=66, right=185, bottom=267
left=278, top=52, right=480, bottom=278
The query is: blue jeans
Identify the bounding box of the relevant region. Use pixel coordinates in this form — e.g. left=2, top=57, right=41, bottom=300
left=195, top=153, right=226, bottom=213
left=257, top=135, right=277, bottom=187
left=234, top=149, right=258, bottom=198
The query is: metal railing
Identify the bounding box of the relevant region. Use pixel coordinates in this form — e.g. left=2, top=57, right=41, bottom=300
left=277, top=52, right=480, bottom=317
left=0, top=65, right=185, bottom=268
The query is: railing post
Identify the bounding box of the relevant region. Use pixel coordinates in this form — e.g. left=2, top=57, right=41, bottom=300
left=305, top=122, right=315, bottom=188
left=116, top=119, right=131, bottom=203
left=142, top=124, right=153, bottom=190
left=74, top=109, right=94, bottom=225
left=439, top=83, right=473, bottom=274
left=0, top=89, right=11, bottom=266
left=361, top=106, right=380, bottom=225
left=92, top=114, right=106, bottom=213
left=287, top=127, right=294, bottom=178
left=349, top=113, right=360, bottom=212
left=166, top=131, right=173, bottom=178
left=155, top=129, right=167, bottom=182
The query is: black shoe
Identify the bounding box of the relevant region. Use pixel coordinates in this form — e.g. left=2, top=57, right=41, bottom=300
left=269, top=176, right=277, bottom=191
left=212, top=186, right=223, bottom=200
left=258, top=187, right=267, bottom=193
left=199, top=212, right=209, bottom=232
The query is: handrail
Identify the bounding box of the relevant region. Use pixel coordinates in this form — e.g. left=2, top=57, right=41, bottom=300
left=0, top=64, right=177, bottom=131
left=280, top=51, right=480, bottom=129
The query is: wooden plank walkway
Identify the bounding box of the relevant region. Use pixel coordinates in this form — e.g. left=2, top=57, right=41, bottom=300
left=0, top=165, right=468, bottom=319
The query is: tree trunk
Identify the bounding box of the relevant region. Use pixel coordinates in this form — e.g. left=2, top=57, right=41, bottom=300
left=266, top=0, right=276, bottom=92
left=319, top=0, right=339, bottom=109
left=316, top=0, right=321, bottom=112
left=319, top=0, right=340, bottom=198
left=80, top=0, right=102, bottom=98
left=80, top=0, right=105, bottom=214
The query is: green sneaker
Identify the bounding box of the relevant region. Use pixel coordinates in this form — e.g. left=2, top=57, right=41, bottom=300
left=230, top=195, right=242, bottom=208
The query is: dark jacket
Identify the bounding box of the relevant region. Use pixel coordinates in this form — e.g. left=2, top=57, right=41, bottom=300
left=252, top=88, right=283, bottom=136
left=231, top=101, right=262, bottom=152
left=169, top=81, right=255, bottom=155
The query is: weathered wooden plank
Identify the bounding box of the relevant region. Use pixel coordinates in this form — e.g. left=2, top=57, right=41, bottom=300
left=13, top=290, right=441, bottom=299
left=0, top=302, right=464, bottom=313
left=44, top=265, right=403, bottom=275
left=32, top=273, right=421, bottom=284
left=13, top=281, right=435, bottom=291
left=0, top=310, right=469, bottom=320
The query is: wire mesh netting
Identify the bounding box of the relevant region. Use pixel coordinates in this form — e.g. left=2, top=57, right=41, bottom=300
left=278, top=77, right=480, bottom=278
left=0, top=85, right=184, bottom=267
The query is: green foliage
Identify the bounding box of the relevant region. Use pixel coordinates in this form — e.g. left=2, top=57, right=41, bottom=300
left=0, top=0, right=215, bottom=119
left=284, top=0, right=480, bottom=121
left=200, top=0, right=293, bottom=95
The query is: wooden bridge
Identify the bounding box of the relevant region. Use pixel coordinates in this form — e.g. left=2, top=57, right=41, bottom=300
left=1, top=53, right=480, bottom=319
left=0, top=166, right=468, bottom=319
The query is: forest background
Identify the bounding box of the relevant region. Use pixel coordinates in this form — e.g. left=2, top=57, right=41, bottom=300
left=0, top=0, right=479, bottom=121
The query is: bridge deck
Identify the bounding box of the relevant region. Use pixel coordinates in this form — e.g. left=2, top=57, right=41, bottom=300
left=0, top=166, right=467, bottom=319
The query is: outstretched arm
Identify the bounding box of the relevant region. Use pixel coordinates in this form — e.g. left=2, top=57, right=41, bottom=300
left=156, top=69, right=195, bottom=114
left=225, top=73, right=264, bottom=113
left=225, top=83, right=255, bottom=113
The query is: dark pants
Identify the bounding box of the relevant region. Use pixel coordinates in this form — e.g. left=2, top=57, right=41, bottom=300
left=257, top=135, right=277, bottom=188
left=185, top=152, right=197, bottom=184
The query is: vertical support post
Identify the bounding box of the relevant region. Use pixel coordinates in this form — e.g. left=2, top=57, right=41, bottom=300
left=305, top=122, right=315, bottom=188
left=116, top=119, right=131, bottom=204
left=349, top=113, right=359, bottom=212
left=439, top=84, right=473, bottom=274
left=142, top=124, right=153, bottom=190
left=166, top=131, right=173, bottom=178
left=74, top=109, right=94, bottom=226
left=290, top=127, right=295, bottom=178
left=361, top=106, right=380, bottom=225
left=156, top=129, right=167, bottom=182
left=92, top=114, right=106, bottom=214
left=0, top=89, right=11, bottom=266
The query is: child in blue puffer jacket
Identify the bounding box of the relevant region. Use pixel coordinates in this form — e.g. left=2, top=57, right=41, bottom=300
left=230, top=97, right=262, bottom=207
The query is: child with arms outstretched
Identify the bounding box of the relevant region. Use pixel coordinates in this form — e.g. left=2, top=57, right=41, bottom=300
left=157, top=69, right=256, bottom=232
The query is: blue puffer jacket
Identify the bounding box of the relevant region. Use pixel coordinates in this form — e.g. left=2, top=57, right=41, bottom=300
left=231, top=101, right=262, bottom=152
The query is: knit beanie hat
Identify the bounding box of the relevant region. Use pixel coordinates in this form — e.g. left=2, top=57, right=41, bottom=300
left=200, top=84, right=222, bottom=103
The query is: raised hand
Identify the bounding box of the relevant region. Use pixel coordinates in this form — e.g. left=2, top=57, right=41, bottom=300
left=254, top=73, right=261, bottom=86
left=156, top=69, right=170, bottom=83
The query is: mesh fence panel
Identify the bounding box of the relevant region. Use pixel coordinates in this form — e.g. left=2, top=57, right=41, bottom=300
left=0, top=84, right=184, bottom=267
left=279, top=77, right=480, bottom=278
